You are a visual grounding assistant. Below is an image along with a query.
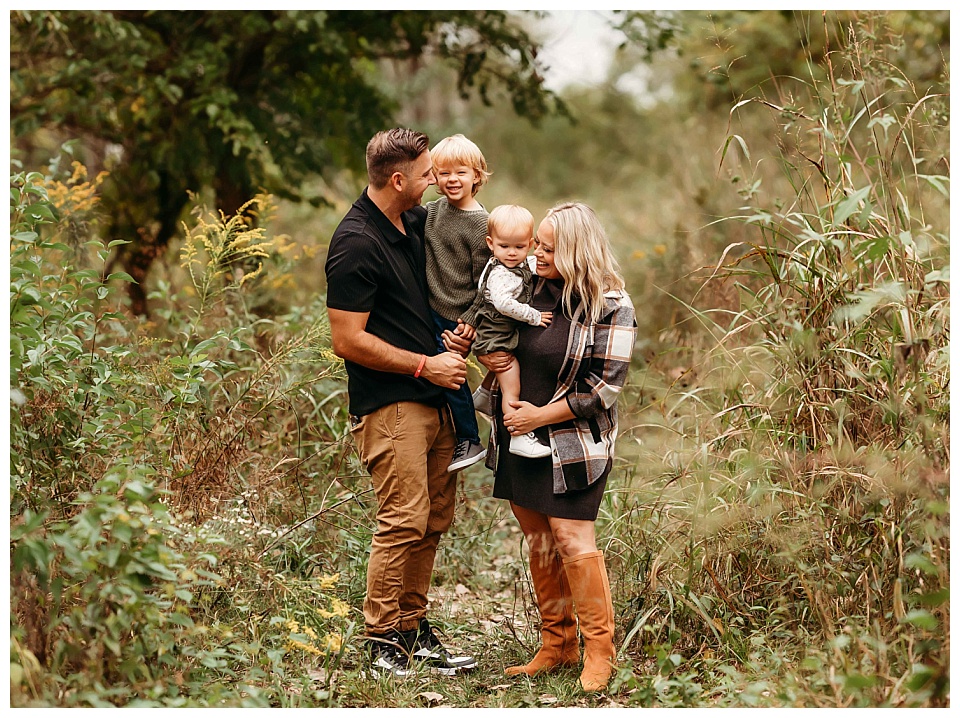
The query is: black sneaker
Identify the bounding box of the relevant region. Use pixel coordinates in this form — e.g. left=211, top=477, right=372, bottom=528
left=368, top=630, right=413, bottom=677
left=400, top=618, right=477, bottom=675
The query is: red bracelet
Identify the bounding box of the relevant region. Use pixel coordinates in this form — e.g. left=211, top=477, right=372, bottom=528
left=414, top=354, right=427, bottom=378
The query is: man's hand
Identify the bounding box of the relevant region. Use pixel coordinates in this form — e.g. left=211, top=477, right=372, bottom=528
left=476, top=351, right=515, bottom=373
left=328, top=308, right=467, bottom=387
left=421, top=351, right=467, bottom=390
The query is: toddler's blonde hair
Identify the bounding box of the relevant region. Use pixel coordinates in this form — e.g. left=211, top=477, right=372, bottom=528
left=431, top=134, right=491, bottom=196
left=487, top=204, right=534, bottom=239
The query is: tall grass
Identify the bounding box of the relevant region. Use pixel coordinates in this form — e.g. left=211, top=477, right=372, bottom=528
left=606, top=11, right=948, bottom=707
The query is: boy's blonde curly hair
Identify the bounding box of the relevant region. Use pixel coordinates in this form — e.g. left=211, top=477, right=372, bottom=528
left=430, top=134, right=492, bottom=196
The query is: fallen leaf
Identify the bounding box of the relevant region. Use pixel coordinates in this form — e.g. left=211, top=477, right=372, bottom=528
left=455, top=583, right=470, bottom=596
left=419, top=691, right=444, bottom=705
left=307, top=668, right=327, bottom=683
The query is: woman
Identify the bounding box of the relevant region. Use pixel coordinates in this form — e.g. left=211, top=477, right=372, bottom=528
left=478, top=202, right=637, bottom=693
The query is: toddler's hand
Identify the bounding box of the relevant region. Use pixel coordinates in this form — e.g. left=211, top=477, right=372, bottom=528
left=538, top=311, right=553, bottom=327
left=456, top=320, right=477, bottom=342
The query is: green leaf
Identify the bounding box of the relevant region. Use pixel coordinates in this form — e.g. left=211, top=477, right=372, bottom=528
left=22, top=202, right=57, bottom=222
left=9, top=662, right=24, bottom=688
left=900, top=609, right=937, bottom=631
left=102, top=636, right=122, bottom=657
left=915, top=588, right=949, bottom=607
left=836, top=78, right=865, bottom=94
left=107, top=271, right=138, bottom=284
left=904, top=552, right=939, bottom=575
left=843, top=672, right=879, bottom=690
left=924, top=267, right=949, bottom=285
left=917, top=174, right=949, bottom=198
left=123, top=480, right=155, bottom=503
left=865, top=236, right=890, bottom=261
left=904, top=664, right=935, bottom=691
left=165, top=611, right=195, bottom=627
left=833, top=186, right=871, bottom=225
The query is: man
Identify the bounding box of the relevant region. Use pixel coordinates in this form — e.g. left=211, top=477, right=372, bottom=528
left=324, top=128, right=477, bottom=677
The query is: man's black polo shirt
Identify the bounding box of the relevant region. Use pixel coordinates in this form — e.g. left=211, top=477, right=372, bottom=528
left=324, top=188, right=446, bottom=417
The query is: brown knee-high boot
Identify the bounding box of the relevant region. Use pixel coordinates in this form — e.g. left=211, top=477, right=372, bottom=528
left=563, top=550, right=617, bottom=692
left=505, top=550, right=580, bottom=676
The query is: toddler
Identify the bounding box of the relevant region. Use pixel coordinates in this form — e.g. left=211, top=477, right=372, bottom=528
left=469, top=205, right=552, bottom=459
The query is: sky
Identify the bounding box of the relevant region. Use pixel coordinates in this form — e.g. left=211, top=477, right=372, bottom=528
left=534, top=10, right=624, bottom=91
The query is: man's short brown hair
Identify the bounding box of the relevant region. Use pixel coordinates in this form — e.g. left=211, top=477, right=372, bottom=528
left=366, top=128, right=430, bottom=190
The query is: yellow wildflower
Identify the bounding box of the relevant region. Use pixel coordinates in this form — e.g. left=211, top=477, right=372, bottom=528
left=318, top=597, right=351, bottom=619
left=654, top=244, right=667, bottom=256
left=316, top=573, right=340, bottom=590
left=323, top=633, right=343, bottom=653
left=286, top=638, right=321, bottom=655
left=69, top=161, right=88, bottom=183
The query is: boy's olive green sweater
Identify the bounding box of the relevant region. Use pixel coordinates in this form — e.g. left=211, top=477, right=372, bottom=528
left=424, top=197, right=491, bottom=327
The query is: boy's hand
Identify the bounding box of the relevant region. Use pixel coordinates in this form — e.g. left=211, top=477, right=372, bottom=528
left=442, top=327, right=472, bottom=357
left=538, top=311, right=553, bottom=327
left=454, top=319, right=476, bottom=342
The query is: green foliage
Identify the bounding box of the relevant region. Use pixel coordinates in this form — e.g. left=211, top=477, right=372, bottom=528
left=10, top=155, right=354, bottom=706
left=12, top=469, right=235, bottom=705
left=10, top=162, right=134, bottom=514
left=669, top=10, right=949, bottom=111
left=10, top=9, right=564, bottom=313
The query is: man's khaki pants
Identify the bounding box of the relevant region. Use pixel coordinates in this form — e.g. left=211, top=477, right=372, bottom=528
left=350, top=401, right=457, bottom=634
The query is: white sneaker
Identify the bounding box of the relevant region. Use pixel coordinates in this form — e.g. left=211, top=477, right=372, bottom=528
left=448, top=440, right=487, bottom=472
left=472, top=385, right=493, bottom=420
left=509, top=432, right=551, bottom=459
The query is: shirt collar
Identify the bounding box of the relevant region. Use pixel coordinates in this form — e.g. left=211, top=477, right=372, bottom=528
left=359, top=187, right=414, bottom=245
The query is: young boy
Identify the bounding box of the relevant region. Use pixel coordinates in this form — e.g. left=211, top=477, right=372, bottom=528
left=424, top=134, right=492, bottom=471
left=469, top=205, right=553, bottom=459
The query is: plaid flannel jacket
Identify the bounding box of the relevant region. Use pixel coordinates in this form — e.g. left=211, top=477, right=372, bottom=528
left=484, top=287, right=637, bottom=494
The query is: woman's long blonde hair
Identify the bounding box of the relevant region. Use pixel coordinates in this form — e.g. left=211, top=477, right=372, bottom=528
left=544, top=202, right=625, bottom=324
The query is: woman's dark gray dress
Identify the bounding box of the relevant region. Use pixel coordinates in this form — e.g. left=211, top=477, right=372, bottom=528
left=491, top=277, right=609, bottom=520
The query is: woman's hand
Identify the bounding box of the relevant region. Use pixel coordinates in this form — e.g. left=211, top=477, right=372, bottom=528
left=476, top=351, right=515, bottom=373
left=503, top=400, right=543, bottom=435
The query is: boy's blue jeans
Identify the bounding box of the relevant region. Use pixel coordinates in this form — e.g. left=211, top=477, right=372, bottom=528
left=431, top=310, right=481, bottom=444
